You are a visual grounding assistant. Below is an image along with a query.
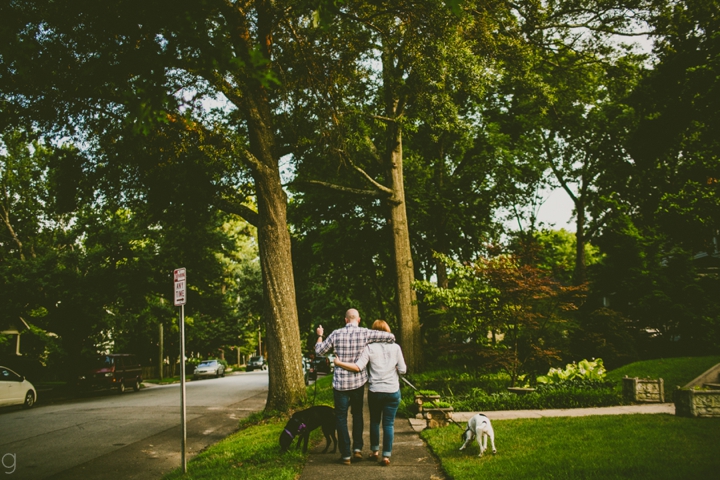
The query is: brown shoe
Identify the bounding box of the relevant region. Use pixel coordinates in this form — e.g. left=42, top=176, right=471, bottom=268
left=368, top=451, right=379, bottom=461
left=352, top=451, right=363, bottom=462
left=380, top=457, right=390, bottom=466
left=340, top=458, right=351, bottom=466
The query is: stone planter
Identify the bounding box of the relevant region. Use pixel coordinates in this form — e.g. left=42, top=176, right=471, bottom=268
left=674, top=388, right=720, bottom=418
left=425, top=407, right=454, bottom=429
left=622, top=376, right=665, bottom=403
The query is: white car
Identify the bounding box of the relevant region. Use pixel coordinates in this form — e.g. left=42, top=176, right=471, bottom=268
left=0, top=366, right=36, bottom=408
left=193, top=360, right=225, bottom=379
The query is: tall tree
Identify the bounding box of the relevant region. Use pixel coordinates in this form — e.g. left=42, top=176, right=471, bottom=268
left=482, top=0, right=647, bottom=284
left=289, top=0, right=500, bottom=369
left=0, top=1, right=308, bottom=408
left=628, top=0, right=720, bottom=252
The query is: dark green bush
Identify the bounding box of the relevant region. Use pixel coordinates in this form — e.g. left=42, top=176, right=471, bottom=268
left=404, top=370, right=512, bottom=396
left=451, top=380, right=623, bottom=411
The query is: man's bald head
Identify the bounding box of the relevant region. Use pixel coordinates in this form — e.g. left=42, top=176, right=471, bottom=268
left=345, top=308, right=360, bottom=325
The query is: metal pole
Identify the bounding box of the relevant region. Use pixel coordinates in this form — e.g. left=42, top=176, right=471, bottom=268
left=180, top=305, right=187, bottom=473
left=159, top=323, right=164, bottom=381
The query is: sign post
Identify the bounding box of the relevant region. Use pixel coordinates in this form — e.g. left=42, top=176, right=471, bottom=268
left=173, top=268, right=187, bottom=474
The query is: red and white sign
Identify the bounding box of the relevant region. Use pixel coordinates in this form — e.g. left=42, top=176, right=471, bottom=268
left=174, top=268, right=186, bottom=306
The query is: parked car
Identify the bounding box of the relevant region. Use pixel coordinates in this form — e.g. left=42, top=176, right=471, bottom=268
left=246, top=356, right=267, bottom=372
left=311, top=355, right=331, bottom=375
left=302, top=357, right=311, bottom=385
left=76, top=354, right=142, bottom=394
left=193, top=360, right=225, bottom=379
left=0, top=366, right=36, bottom=408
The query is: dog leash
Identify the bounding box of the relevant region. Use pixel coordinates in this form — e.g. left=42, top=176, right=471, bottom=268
left=400, top=375, right=465, bottom=430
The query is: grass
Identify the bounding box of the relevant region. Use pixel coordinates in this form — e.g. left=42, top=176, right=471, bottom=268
left=422, top=414, right=720, bottom=480
left=606, top=356, right=720, bottom=398
left=162, top=375, right=334, bottom=479
left=163, top=413, right=309, bottom=480
left=305, top=373, right=334, bottom=406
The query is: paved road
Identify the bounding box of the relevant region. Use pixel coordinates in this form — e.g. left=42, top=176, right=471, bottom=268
left=0, top=371, right=268, bottom=479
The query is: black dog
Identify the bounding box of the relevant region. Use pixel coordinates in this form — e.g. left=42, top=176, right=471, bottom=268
left=279, top=405, right=337, bottom=454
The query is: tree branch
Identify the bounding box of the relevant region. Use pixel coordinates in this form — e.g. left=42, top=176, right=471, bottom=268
left=541, top=132, right=578, bottom=205
left=370, top=114, right=398, bottom=123
left=296, top=179, right=386, bottom=198
left=215, top=197, right=259, bottom=227
left=0, top=203, right=25, bottom=260
left=349, top=162, right=394, bottom=196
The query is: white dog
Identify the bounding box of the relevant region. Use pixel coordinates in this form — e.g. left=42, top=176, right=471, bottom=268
left=459, top=413, right=497, bottom=457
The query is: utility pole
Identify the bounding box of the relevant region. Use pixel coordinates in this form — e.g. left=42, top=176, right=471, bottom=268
left=159, top=323, right=164, bottom=381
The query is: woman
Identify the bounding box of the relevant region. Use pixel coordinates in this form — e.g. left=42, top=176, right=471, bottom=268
left=333, top=320, right=407, bottom=466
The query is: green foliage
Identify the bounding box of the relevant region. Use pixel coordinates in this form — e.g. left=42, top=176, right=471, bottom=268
left=417, top=389, right=440, bottom=396
left=569, top=307, right=639, bottom=370
left=592, top=215, right=720, bottom=358
left=451, top=382, right=621, bottom=411
left=422, top=415, right=720, bottom=479
left=536, top=358, right=607, bottom=385
left=302, top=374, right=335, bottom=408
left=628, top=0, right=720, bottom=253
left=416, top=249, right=585, bottom=384
left=533, top=229, right=603, bottom=284
left=405, top=369, right=513, bottom=398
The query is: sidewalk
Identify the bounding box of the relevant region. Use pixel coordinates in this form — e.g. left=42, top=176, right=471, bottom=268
left=408, top=403, right=675, bottom=432
left=299, top=395, right=447, bottom=480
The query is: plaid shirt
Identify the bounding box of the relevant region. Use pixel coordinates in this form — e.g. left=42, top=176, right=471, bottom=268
left=315, top=324, right=395, bottom=391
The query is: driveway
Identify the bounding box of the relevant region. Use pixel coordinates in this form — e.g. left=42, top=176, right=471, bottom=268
left=0, top=371, right=268, bottom=479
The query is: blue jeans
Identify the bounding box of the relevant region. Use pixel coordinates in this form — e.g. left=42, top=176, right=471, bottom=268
left=368, top=389, right=401, bottom=457
left=333, top=387, right=365, bottom=459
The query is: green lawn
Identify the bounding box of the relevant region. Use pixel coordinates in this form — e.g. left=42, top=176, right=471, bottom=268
left=163, top=414, right=309, bottom=480
left=606, top=356, right=720, bottom=398
left=162, top=377, right=334, bottom=479
left=422, top=414, right=720, bottom=480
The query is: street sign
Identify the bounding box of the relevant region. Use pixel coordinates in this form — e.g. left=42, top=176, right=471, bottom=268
left=174, top=268, right=186, bottom=306
left=173, top=267, right=188, bottom=473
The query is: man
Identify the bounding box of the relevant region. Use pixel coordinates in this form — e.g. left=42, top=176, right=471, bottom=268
left=315, top=308, right=395, bottom=465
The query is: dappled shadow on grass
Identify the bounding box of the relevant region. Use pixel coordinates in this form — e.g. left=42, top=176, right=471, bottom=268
left=422, top=415, right=720, bottom=480
left=163, top=416, right=308, bottom=480
left=162, top=380, right=335, bottom=480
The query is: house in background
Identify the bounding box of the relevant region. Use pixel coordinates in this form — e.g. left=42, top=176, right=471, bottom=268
left=693, top=236, right=720, bottom=275
left=0, top=317, right=31, bottom=356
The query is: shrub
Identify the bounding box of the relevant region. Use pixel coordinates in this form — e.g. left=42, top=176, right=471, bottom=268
left=536, top=358, right=606, bottom=385
left=450, top=380, right=622, bottom=411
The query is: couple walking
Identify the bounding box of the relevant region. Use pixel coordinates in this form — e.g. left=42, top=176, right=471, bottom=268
left=315, top=308, right=407, bottom=466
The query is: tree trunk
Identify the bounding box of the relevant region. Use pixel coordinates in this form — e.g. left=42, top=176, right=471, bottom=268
left=434, top=156, right=449, bottom=289
left=385, top=123, right=422, bottom=372
left=243, top=92, right=306, bottom=411
left=381, top=40, right=422, bottom=371
left=573, top=201, right=587, bottom=285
